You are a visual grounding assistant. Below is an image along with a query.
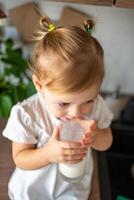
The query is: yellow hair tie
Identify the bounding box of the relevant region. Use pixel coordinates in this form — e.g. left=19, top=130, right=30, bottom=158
left=48, top=24, right=55, bottom=32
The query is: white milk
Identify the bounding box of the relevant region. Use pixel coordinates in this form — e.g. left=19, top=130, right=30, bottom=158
left=59, top=121, right=86, bottom=181
left=59, top=159, right=86, bottom=179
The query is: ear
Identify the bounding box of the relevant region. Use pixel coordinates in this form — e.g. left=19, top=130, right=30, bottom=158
left=32, top=74, right=44, bottom=93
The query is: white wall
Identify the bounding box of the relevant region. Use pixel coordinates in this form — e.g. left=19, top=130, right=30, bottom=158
left=1, top=0, right=134, bottom=94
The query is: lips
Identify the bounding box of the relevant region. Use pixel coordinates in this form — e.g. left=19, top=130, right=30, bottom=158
left=60, top=117, right=70, bottom=121
left=60, top=116, right=85, bottom=121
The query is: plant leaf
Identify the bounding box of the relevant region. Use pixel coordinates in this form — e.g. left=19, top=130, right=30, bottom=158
left=0, top=94, right=13, bottom=118
left=25, top=81, right=36, bottom=97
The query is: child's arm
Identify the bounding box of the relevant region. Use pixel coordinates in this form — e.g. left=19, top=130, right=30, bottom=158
left=81, top=121, right=113, bottom=151
left=12, top=126, right=87, bottom=170
left=89, top=127, right=113, bottom=151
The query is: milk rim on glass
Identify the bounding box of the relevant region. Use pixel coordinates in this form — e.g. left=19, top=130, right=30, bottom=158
left=59, top=120, right=86, bottom=182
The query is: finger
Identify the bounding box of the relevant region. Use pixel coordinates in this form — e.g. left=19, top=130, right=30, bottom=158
left=63, top=147, right=88, bottom=156
left=83, top=129, right=96, bottom=138
left=89, top=120, right=97, bottom=131
left=59, top=141, right=82, bottom=149
left=64, top=153, right=86, bottom=162
left=81, top=138, right=92, bottom=146
left=52, top=125, right=61, bottom=140
left=83, top=132, right=90, bottom=138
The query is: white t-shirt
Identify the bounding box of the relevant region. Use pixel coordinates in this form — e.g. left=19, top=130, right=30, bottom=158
left=3, top=92, right=113, bottom=200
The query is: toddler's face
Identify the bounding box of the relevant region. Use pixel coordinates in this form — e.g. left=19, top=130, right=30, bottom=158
left=43, top=84, right=100, bottom=121
left=32, top=53, right=101, bottom=121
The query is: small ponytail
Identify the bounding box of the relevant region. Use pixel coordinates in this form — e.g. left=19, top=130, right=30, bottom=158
left=83, top=19, right=94, bottom=34
left=33, top=16, right=56, bottom=41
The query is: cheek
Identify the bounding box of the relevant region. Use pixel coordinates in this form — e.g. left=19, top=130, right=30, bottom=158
left=47, top=104, right=66, bottom=117
left=81, top=103, right=94, bottom=113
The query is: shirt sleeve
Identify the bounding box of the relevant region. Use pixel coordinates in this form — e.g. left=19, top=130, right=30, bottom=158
left=2, top=104, right=38, bottom=144
left=94, top=95, right=113, bottom=129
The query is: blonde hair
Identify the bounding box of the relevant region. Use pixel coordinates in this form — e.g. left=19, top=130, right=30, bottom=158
left=30, top=16, right=104, bottom=94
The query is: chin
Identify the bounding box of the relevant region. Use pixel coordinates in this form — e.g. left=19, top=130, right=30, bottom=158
left=57, top=117, right=70, bottom=122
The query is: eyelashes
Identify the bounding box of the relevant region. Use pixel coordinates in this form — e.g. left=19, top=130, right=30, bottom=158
left=58, top=99, right=96, bottom=108
left=58, top=102, right=70, bottom=107
left=86, top=99, right=95, bottom=104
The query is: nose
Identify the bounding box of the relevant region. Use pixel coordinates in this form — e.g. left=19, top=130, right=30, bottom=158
left=67, top=105, right=82, bottom=119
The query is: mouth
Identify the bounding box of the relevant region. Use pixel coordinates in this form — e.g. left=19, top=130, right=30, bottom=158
left=57, top=116, right=86, bottom=122
left=57, top=117, right=71, bottom=122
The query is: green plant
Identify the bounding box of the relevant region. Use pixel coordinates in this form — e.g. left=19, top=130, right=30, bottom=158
left=0, top=38, right=36, bottom=118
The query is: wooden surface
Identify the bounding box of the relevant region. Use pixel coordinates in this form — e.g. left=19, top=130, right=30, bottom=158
left=43, top=0, right=134, bottom=8
left=0, top=119, right=14, bottom=200
left=0, top=119, right=101, bottom=200
left=115, top=0, right=134, bottom=8
left=48, top=0, right=113, bottom=6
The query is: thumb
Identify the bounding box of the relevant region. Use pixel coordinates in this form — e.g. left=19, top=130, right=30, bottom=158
left=51, top=125, right=61, bottom=140
left=88, top=120, right=97, bottom=131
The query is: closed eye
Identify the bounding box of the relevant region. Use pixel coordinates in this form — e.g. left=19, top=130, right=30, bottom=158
left=58, top=102, right=70, bottom=107
left=86, top=100, right=94, bottom=103
left=86, top=98, right=96, bottom=104
left=57, top=96, right=97, bottom=107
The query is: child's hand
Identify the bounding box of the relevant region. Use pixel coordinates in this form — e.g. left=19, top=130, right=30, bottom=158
left=45, top=125, right=88, bottom=164
left=81, top=120, right=97, bottom=147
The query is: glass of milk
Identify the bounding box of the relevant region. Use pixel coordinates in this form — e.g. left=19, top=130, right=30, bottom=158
left=59, top=120, right=86, bottom=182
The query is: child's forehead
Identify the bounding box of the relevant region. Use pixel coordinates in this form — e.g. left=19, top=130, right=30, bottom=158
left=44, top=85, right=99, bottom=103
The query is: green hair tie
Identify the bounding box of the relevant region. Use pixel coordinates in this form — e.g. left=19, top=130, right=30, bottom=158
left=85, top=28, right=93, bottom=34
left=84, top=19, right=94, bottom=35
